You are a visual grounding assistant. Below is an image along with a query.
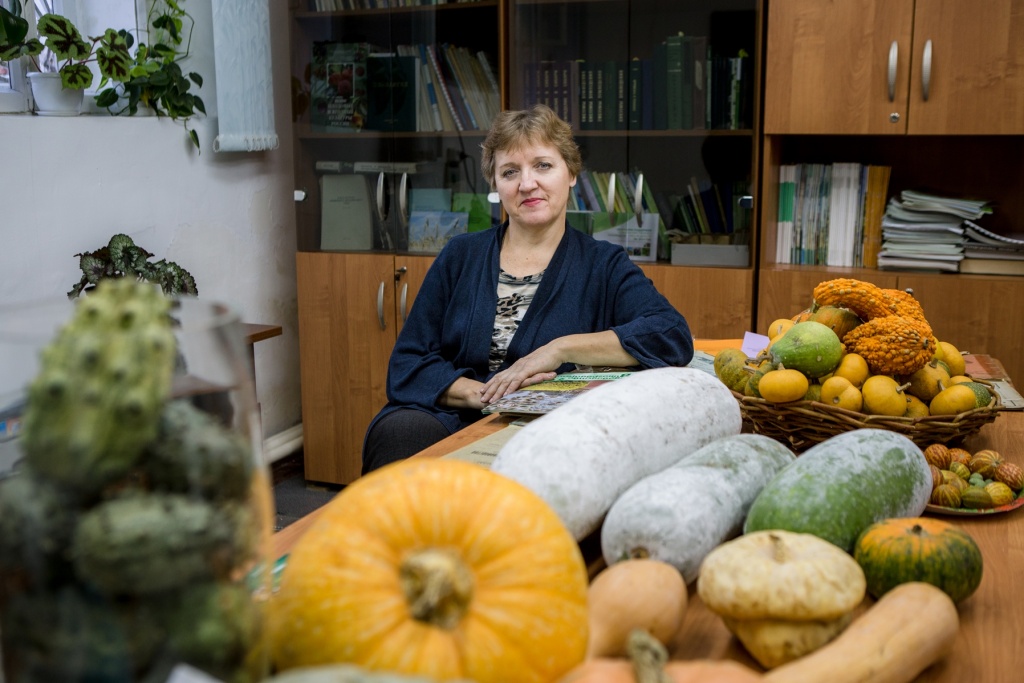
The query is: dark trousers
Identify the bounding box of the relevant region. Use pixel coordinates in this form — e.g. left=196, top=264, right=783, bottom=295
left=362, top=408, right=451, bottom=475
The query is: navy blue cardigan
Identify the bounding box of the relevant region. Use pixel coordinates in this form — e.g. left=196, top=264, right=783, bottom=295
left=372, top=222, right=694, bottom=436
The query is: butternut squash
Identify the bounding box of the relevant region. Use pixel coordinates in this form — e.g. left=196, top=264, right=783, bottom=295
left=585, top=559, right=688, bottom=659
left=763, top=582, right=958, bottom=683
left=560, top=629, right=762, bottom=683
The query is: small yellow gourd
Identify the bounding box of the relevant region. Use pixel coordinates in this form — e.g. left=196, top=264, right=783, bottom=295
left=929, top=384, right=977, bottom=416
left=861, top=376, right=910, bottom=416
left=820, top=376, right=863, bottom=412
left=758, top=369, right=810, bottom=403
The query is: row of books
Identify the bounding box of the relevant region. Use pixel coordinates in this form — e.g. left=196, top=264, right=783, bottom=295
left=774, top=163, right=892, bottom=268
left=523, top=36, right=753, bottom=132
left=310, top=41, right=499, bottom=133
left=309, top=0, right=486, bottom=10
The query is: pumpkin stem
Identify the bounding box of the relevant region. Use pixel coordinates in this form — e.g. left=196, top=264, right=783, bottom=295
left=625, top=629, right=671, bottom=683
left=399, top=548, right=474, bottom=630
left=628, top=547, right=651, bottom=560
left=769, top=532, right=788, bottom=563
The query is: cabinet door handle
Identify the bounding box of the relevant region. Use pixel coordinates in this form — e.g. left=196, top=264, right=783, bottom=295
left=887, top=41, right=898, bottom=102
left=375, top=172, right=387, bottom=222
left=606, top=172, right=617, bottom=212
left=400, top=283, right=409, bottom=324
left=377, top=281, right=386, bottom=330
left=398, top=172, right=409, bottom=226
left=921, top=39, right=933, bottom=102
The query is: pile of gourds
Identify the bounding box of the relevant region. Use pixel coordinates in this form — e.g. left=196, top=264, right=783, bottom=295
left=264, top=444, right=983, bottom=683
left=715, top=278, right=993, bottom=419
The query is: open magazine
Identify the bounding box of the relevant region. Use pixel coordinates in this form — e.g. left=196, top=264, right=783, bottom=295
left=481, top=371, right=632, bottom=416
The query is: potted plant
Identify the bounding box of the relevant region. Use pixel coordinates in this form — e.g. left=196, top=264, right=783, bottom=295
left=0, top=0, right=132, bottom=114
left=68, top=233, right=198, bottom=299
left=94, top=0, right=206, bottom=150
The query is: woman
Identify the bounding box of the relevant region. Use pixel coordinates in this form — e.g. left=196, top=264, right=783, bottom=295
left=362, top=104, right=694, bottom=474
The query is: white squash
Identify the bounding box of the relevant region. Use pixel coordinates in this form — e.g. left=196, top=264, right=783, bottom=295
left=600, top=434, right=795, bottom=583
left=490, top=367, right=742, bottom=540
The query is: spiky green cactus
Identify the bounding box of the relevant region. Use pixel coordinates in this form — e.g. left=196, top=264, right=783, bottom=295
left=143, top=399, right=254, bottom=502
left=71, top=492, right=238, bottom=596
left=20, top=278, right=176, bottom=495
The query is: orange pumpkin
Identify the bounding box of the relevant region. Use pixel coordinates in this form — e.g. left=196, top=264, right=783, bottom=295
left=270, top=459, right=590, bottom=683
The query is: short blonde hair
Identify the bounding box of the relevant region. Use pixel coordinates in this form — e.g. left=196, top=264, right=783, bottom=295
left=480, top=104, right=582, bottom=190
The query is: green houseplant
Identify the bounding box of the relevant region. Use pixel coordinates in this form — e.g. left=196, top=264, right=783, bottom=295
left=0, top=1, right=132, bottom=91
left=68, top=233, right=198, bottom=300
left=94, top=0, right=206, bottom=150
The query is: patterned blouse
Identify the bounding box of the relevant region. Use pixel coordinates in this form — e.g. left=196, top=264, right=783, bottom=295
left=489, top=269, right=544, bottom=371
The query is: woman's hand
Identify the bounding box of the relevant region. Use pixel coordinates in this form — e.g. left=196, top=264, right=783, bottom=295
left=440, top=377, right=489, bottom=411
left=480, top=345, right=562, bottom=403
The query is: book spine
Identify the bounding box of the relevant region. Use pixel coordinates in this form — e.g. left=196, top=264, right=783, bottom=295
left=640, top=58, right=654, bottom=131
left=691, top=36, right=707, bottom=130
left=441, top=44, right=478, bottom=129
left=444, top=44, right=481, bottom=129
left=665, top=34, right=683, bottom=130
left=628, top=58, right=643, bottom=131
left=680, top=36, right=694, bottom=130
left=421, top=62, right=443, bottom=131
left=426, top=44, right=464, bottom=131
left=652, top=43, right=668, bottom=130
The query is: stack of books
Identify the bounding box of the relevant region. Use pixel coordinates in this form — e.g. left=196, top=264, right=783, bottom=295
left=960, top=221, right=1024, bottom=276
left=876, top=191, right=991, bottom=273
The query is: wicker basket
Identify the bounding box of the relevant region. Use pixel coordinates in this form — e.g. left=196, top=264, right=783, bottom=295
left=734, top=381, right=1003, bottom=453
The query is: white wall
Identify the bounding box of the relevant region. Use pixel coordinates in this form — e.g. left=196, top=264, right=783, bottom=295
left=0, top=0, right=302, bottom=443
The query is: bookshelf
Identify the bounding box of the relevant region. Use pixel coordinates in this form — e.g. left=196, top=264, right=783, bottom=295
left=508, top=0, right=763, bottom=338
left=758, top=0, right=1024, bottom=385
left=289, top=0, right=504, bottom=484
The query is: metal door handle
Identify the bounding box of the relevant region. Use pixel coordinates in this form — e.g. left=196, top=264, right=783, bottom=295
left=398, top=173, right=409, bottom=225
left=376, top=281, right=386, bottom=330
left=400, top=283, right=409, bottom=324
left=921, top=39, right=933, bottom=101
left=633, top=173, right=644, bottom=222
left=887, top=41, right=898, bottom=102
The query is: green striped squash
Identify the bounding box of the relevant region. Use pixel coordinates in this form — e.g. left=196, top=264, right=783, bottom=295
left=853, top=517, right=983, bottom=604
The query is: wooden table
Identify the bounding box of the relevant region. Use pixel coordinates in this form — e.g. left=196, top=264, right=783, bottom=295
left=271, top=340, right=1024, bottom=681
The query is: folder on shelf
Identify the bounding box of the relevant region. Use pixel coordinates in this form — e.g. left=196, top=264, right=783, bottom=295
left=320, top=174, right=374, bottom=251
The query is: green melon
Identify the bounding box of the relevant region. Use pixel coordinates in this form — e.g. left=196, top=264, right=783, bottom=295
left=765, top=321, right=843, bottom=379
left=743, top=429, right=932, bottom=552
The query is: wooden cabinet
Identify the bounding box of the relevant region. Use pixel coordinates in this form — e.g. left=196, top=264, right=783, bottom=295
left=764, top=0, right=1024, bottom=135
left=639, top=264, right=754, bottom=339
left=758, top=0, right=1024, bottom=382
left=296, top=252, right=433, bottom=484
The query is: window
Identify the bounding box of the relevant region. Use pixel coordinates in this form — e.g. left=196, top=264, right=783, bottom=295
left=0, top=0, right=141, bottom=113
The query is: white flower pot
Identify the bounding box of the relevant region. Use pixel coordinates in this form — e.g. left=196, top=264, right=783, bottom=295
left=27, top=72, right=85, bottom=116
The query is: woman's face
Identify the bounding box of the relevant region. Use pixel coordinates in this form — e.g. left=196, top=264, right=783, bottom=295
left=493, top=140, right=577, bottom=230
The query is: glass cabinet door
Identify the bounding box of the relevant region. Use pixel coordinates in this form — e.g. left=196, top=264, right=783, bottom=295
left=509, top=0, right=758, bottom=264
left=290, top=2, right=503, bottom=254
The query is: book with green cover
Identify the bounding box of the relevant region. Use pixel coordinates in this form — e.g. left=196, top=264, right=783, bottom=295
left=365, top=54, right=418, bottom=132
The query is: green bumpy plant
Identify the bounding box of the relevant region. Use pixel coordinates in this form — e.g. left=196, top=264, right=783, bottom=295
left=21, top=278, right=177, bottom=495
left=71, top=492, right=239, bottom=596
left=142, top=399, right=254, bottom=502
left=0, top=2, right=132, bottom=90
left=69, top=232, right=198, bottom=299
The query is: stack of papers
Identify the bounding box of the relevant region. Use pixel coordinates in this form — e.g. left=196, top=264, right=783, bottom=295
left=959, top=221, right=1024, bottom=276
left=876, top=190, right=988, bottom=272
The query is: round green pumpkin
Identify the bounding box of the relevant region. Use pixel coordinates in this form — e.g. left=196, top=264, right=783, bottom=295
left=853, top=517, right=983, bottom=604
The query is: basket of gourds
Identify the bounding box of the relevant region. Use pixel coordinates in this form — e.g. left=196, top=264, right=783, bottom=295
left=717, top=278, right=1003, bottom=453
